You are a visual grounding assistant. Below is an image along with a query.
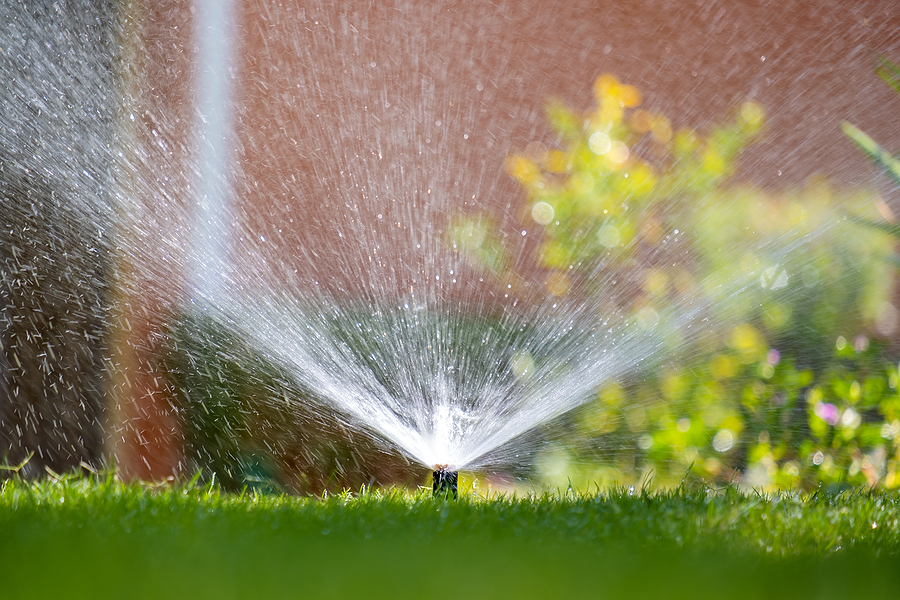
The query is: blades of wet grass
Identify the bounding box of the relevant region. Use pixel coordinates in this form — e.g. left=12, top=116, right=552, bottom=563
left=1, top=477, right=899, bottom=599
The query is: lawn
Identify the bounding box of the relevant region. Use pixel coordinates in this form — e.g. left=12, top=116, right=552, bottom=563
left=1, top=475, right=899, bottom=599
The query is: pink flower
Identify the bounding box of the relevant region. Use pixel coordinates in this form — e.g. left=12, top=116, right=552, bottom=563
left=815, top=402, right=839, bottom=426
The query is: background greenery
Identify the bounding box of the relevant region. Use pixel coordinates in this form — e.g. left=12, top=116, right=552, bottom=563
left=451, top=67, right=900, bottom=492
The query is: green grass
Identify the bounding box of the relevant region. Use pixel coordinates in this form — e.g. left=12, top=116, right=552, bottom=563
left=2, top=475, right=900, bottom=599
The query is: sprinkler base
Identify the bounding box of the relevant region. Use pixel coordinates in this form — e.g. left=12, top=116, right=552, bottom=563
left=432, top=467, right=458, bottom=498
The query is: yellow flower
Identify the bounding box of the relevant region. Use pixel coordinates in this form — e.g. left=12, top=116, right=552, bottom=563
left=505, top=154, right=540, bottom=184
left=593, top=73, right=642, bottom=126
left=544, top=150, right=570, bottom=173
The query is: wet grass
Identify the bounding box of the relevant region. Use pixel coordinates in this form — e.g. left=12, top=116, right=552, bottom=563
left=1, top=474, right=899, bottom=599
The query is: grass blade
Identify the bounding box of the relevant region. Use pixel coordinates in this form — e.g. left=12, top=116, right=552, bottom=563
left=841, top=121, right=900, bottom=188
left=0, top=452, right=33, bottom=473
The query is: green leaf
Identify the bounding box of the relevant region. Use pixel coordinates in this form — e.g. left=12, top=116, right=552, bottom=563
left=447, top=215, right=510, bottom=274
left=875, top=55, right=900, bottom=96
left=0, top=452, right=33, bottom=472
left=841, top=121, right=900, bottom=188
left=545, top=98, right=582, bottom=140
left=845, top=213, right=900, bottom=240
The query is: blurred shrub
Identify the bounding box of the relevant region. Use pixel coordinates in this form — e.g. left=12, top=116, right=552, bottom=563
left=161, top=311, right=419, bottom=493
left=544, top=333, right=900, bottom=492
left=454, top=73, right=899, bottom=491
left=452, top=74, right=765, bottom=295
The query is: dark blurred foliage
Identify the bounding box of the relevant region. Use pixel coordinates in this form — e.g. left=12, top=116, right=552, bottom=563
left=161, top=311, right=421, bottom=493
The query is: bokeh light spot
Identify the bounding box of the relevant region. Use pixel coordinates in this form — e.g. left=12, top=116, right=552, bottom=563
left=511, top=351, right=535, bottom=380
left=713, top=429, right=734, bottom=452
left=607, top=141, right=629, bottom=165
left=760, top=266, right=789, bottom=289
left=588, top=131, right=611, bottom=155
left=597, top=224, right=621, bottom=247
left=531, top=201, right=555, bottom=225
left=740, top=101, right=765, bottom=129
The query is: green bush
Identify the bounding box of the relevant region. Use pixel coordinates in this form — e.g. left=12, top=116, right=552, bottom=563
left=453, top=73, right=899, bottom=491
left=161, top=311, right=419, bottom=493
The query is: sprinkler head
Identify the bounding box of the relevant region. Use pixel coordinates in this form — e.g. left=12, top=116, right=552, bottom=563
left=432, top=466, right=458, bottom=498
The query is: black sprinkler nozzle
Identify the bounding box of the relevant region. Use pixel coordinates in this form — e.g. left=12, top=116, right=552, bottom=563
left=432, top=467, right=458, bottom=498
